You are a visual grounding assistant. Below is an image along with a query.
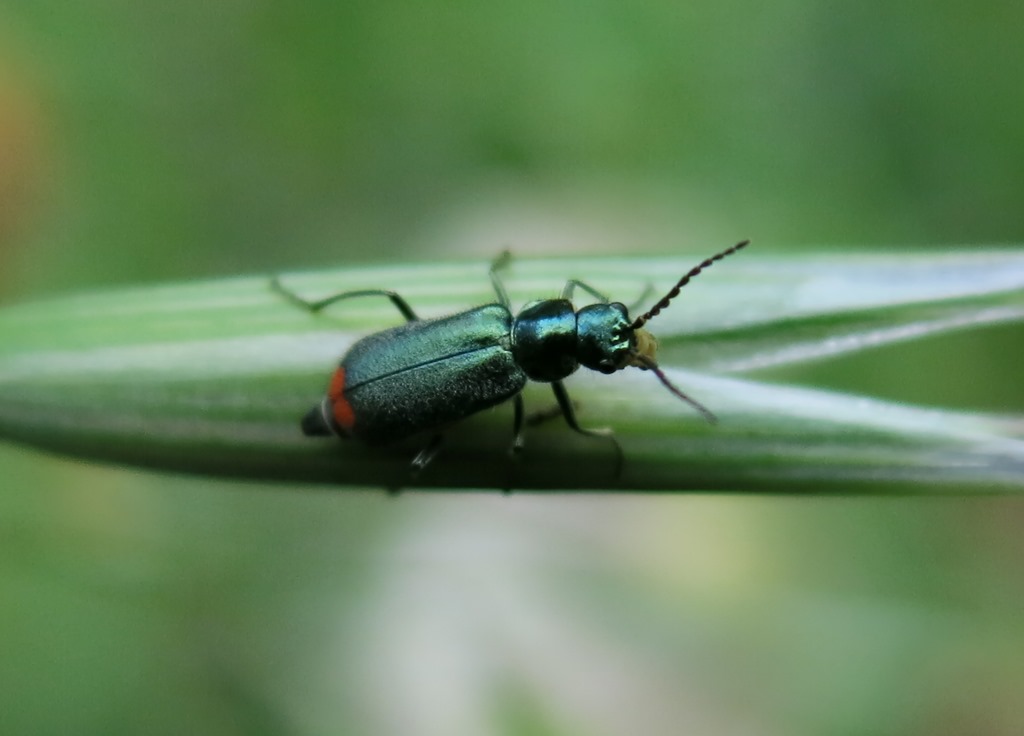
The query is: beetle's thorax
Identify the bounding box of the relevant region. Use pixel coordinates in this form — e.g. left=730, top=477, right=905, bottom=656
left=511, top=300, right=637, bottom=382
left=511, top=299, right=577, bottom=381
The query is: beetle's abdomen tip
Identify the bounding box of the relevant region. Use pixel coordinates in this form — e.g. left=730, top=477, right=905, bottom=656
left=301, top=405, right=334, bottom=437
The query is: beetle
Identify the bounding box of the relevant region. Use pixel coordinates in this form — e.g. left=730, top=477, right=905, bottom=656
left=273, top=241, right=749, bottom=474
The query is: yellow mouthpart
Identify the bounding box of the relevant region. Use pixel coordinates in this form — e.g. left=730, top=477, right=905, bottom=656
left=629, top=328, right=658, bottom=367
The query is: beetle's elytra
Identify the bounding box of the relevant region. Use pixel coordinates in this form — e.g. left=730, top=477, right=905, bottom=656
left=273, top=241, right=749, bottom=474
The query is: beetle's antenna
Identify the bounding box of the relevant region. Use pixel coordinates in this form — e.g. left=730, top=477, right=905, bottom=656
left=632, top=353, right=717, bottom=424
left=631, top=240, right=750, bottom=330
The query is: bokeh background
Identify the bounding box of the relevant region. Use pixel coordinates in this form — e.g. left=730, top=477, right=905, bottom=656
left=2, top=2, right=1023, bottom=735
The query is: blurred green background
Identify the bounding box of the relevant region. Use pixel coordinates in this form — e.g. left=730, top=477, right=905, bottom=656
left=1, top=2, right=1023, bottom=735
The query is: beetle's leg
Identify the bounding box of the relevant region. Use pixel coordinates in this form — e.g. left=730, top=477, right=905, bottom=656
left=499, top=394, right=528, bottom=495
left=625, top=282, right=655, bottom=315
left=509, top=394, right=578, bottom=454
left=561, top=279, right=610, bottom=304
left=489, top=250, right=513, bottom=308
left=410, top=433, right=444, bottom=476
left=563, top=278, right=652, bottom=313
left=510, top=393, right=526, bottom=456
left=270, top=279, right=419, bottom=322
left=526, top=402, right=575, bottom=427
left=551, top=381, right=624, bottom=478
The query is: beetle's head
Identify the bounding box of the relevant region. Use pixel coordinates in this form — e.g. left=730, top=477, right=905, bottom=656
left=576, top=302, right=635, bottom=374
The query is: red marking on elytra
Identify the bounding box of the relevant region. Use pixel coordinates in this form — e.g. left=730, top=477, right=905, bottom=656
left=328, top=367, right=355, bottom=430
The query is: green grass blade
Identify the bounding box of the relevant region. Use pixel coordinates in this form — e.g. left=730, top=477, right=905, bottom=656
left=0, top=251, right=1021, bottom=492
